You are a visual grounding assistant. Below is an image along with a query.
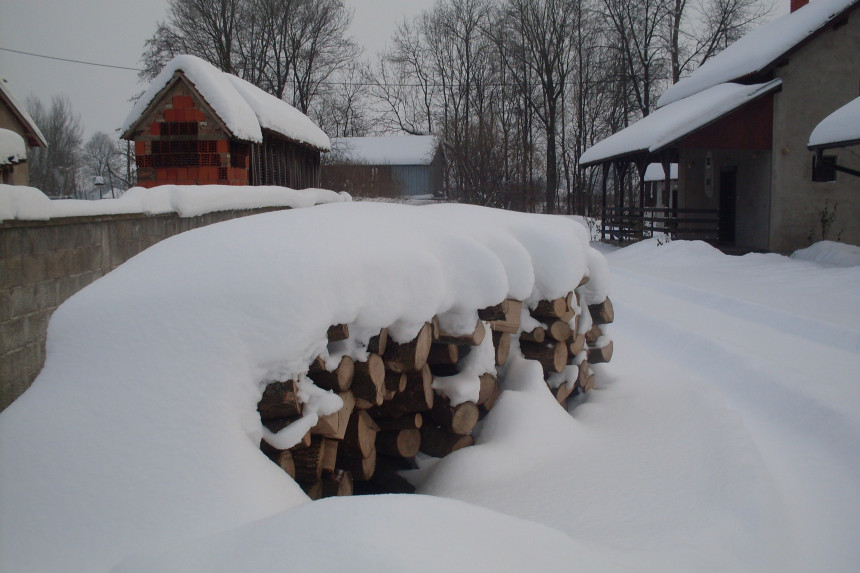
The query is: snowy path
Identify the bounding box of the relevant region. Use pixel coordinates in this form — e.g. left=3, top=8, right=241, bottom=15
left=420, top=241, right=860, bottom=572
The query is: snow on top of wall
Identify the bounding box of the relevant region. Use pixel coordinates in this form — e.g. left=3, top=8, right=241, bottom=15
left=332, top=135, right=438, bottom=165
left=0, top=183, right=349, bottom=222
left=808, top=96, right=860, bottom=148
left=0, top=128, right=27, bottom=166
left=658, top=0, right=858, bottom=107
left=0, top=201, right=607, bottom=571
left=0, top=77, right=47, bottom=148
left=791, top=240, right=860, bottom=266
left=643, top=163, right=678, bottom=181
left=580, top=80, right=781, bottom=165
left=121, top=55, right=329, bottom=150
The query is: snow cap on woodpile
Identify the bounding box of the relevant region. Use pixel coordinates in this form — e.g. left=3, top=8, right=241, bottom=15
left=121, top=54, right=330, bottom=151
left=0, top=128, right=27, bottom=166
left=658, top=0, right=858, bottom=107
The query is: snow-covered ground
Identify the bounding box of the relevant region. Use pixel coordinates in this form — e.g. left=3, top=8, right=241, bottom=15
left=1, top=203, right=858, bottom=571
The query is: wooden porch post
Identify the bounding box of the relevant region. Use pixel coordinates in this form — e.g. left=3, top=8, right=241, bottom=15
left=601, top=163, right=609, bottom=241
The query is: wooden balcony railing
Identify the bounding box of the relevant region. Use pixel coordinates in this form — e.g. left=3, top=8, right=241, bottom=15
left=601, top=207, right=720, bottom=243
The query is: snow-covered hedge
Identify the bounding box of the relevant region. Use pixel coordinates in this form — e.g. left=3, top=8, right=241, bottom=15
left=0, top=201, right=610, bottom=571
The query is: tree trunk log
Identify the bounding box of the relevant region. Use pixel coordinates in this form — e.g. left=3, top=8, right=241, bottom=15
left=367, top=328, right=388, bottom=355
left=352, top=354, right=386, bottom=408
left=585, top=323, right=602, bottom=345
left=259, top=441, right=296, bottom=478
left=588, top=297, right=614, bottom=325
left=420, top=426, right=475, bottom=457
left=376, top=428, right=421, bottom=458
left=492, top=331, right=510, bottom=367
left=520, top=340, right=568, bottom=373
left=321, top=469, right=353, bottom=497
left=327, top=323, right=349, bottom=342
left=383, top=322, right=433, bottom=372
left=373, top=412, right=423, bottom=432
left=431, top=397, right=479, bottom=436
left=427, top=343, right=460, bottom=367
left=308, top=356, right=354, bottom=392
left=520, top=327, right=546, bottom=343
left=291, top=437, right=328, bottom=483
left=488, top=299, right=522, bottom=333
left=547, top=320, right=572, bottom=342
left=312, top=391, right=355, bottom=440
left=339, top=446, right=376, bottom=481
left=257, top=380, right=301, bottom=420
left=588, top=340, right=613, bottom=364
left=369, top=364, right=434, bottom=417
left=569, top=334, right=585, bottom=357
left=364, top=459, right=415, bottom=494
left=532, top=297, right=569, bottom=320
left=341, top=410, right=380, bottom=459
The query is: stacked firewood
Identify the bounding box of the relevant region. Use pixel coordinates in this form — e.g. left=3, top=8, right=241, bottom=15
left=256, top=286, right=614, bottom=499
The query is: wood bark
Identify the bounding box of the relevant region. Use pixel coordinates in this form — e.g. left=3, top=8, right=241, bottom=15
left=587, top=340, right=613, bottom=364
left=588, top=297, right=614, bottom=325
left=291, top=437, right=328, bottom=483
left=520, top=340, right=568, bottom=373
left=420, top=425, right=475, bottom=457
left=327, top=323, right=349, bottom=342
left=520, top=327, right=546, bottom=343
left=492, top=331, right=510, bottom=367
left=367, top=328, right=388, bottom=355
left=532, top=297, right=569, bottom=320
left=569, top=333, right=586, bottom=356
left=376, top=428, right=421, bottom=458
left=477, top=373, right=500, bottom=415
left=257, top=380, right=301, bottom=420
left=488, top=299, right=523, bottom=333
left=339, top=446, right=376, bottom=481
left=259, top=441, right=296, bottom=478
left=352, top=354, right=386, bottom=408
left=308, top=355, right=354, bottom=392
left=369, top=364, right=434, bottom=417
left=427, top=343, right=460, bottom=366
left=341, top=410, right=380, bottom=459
left=365, top=459, right=416, bottom=494
left=321, top=469, right=353, bottom=497
left=585, top=323, right=602, bottom=345
left=431, top=397, right=479, bottom=436
left=383, top=322, right=433, bottom=372
left=373, top=412, right=423, bottom=432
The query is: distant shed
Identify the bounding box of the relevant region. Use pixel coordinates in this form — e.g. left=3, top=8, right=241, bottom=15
left=0, top=77, right=48, bottom=186
left=121, top=55, right=330, bottom=189
left=323, top=135, right=445, bottom=198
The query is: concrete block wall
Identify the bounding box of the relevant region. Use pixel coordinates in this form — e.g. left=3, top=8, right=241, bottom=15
left=0, top=207, right=286, bottom=411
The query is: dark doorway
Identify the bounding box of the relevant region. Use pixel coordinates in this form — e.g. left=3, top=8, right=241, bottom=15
left=719, top=169, right=737, bottom=244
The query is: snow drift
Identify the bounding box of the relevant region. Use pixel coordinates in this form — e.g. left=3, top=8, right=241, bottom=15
left=0, top=201, right=608, bottom=572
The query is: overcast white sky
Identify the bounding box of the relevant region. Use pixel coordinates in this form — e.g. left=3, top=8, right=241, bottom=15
left=0, top=0, right=436, bottom=139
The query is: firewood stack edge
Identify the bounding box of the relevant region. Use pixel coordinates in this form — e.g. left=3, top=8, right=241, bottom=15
left=257, top=283, right=614, bottom=500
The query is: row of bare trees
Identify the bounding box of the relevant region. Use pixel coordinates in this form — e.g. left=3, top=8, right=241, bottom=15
left=25, top=95, right=134, bottom=198
left=363, top=0, right=768, bottom=213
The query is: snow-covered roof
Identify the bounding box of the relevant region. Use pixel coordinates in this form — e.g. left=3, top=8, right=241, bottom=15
left=658, top=0, right=858, bottom=108
left=121, top=55, right=330, bottom=151
left=643, top=163, right=678, bottom=181
left=0, top=77, right=47, bottom=149
left=808, top=96, right=860, bottom=149
left=331, top=136, right=438, bottom=165
left=0, top=128, right=27, bottom=166
left=580, top=80, right=782, bottom=166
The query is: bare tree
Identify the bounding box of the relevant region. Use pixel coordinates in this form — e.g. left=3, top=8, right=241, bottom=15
left=26, top=95, right=83, bottom=198
left=82, top=132, right=135, bottom=195
left=311, top=62, right=373, bottom=137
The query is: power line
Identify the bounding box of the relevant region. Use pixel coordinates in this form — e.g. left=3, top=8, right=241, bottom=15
left=0, top=47, right=142, bottom=72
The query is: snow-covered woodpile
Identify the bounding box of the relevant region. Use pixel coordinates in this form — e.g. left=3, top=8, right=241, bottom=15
left=257, top=291, right=614, bottom=498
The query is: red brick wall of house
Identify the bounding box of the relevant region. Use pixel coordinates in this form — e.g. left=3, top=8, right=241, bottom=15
left=132, top=81, right=250, bottom=188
